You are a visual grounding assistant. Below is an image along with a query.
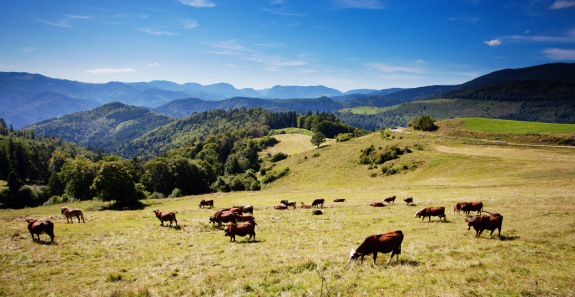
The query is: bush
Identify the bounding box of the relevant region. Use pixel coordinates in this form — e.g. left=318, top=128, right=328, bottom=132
left=150, top=192, right=165, bottom=199
left=262, top=166, right=290, bottom=184
left=408, top=115, right=438, bottom=131
left=270, top=152, right=288, bottom=162
left=336, top=133, right=354, bottom=142
left=168, top=188, right=182, bottom=198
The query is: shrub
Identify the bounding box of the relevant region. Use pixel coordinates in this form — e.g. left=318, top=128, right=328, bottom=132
left=408, top=115, right=438, bottom=131
left=336, top=133, right=354, bottom=142
left=262, top=166, right=290, bottom=184
left=270, top=152, right=288, bottom=162
left=150, top=192, right=165, bottom=199
left=168, top=188, right=182, bottom=198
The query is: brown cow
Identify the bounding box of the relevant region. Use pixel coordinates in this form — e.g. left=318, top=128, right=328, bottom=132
left=61, top=206, right=85, bottom=223
left=370, top=202, right=385, bottom=207
left=348, top=230, right=404, bottom=265
left=224, top=221, right=257, bottom=242
left=209, top=211, right=238, bottom=227
left=454, top=202, right=464, bottom=213
left=312, top=199, right=324, bottom=208
left=384, top=196, right=396, bottom=204
left=466, top=213, right=503, bottom=237
left=404, top=197, right=414, bottom=205
left=236, top=215, right=255, bottom=222
left=198, top=199, right=214, bottom=209
left=229, top=207, right=244, bottom=215
left=274, top=205, right=288, bottom=210
left=415, top=207, right=446, bottom=222
left=461, top=202, right=483, bottom=215
left=334, top=199, right=346, bottom=202
left=233, top=205, right=253, bottom=215
left=280, top=200, right=296, bottom=209
left=26, top=219, right=54, bottom=242
left=152, top=210, right=177, bottom=226
left=300, top=202, right=311, bottom=209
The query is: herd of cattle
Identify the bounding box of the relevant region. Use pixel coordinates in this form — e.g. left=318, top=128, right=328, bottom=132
left=25, top=197, right=503, bottom=264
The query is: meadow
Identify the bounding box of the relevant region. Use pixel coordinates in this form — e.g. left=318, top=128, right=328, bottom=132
left=458, top=118, right=575, bottom=134
left=1, top=132, right=574, bottom=296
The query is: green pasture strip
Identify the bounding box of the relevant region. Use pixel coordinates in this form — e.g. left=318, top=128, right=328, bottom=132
left=461, top=118, right=575, bottom=134
left=272, top=127, right=314, bottom=136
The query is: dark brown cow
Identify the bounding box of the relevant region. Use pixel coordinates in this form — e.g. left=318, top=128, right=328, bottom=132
left=461, top=202, right=483, bottom=215
left=466, top=213, right=503, bottom=237
left=152, top=210, right=177, bottom=226
left=224, top=221, right=257, bottom=242
left=301, top=202, right=311, bottom=209
left=209, top=211, right=238, bottom=227
left=236, top=215, right=255, bottom=222
left=348, top=230, right=404, bottom=265
left=234, top=205, right=253, bottom=215
left=229, top=207, right=244, bottom=215
left=370, top=202, right=385, bottom=207
left=26, top=219, right=54, bottom=242
left=274, top=205, right=288, bottom=210
left=198, top=199, right=214, bottom=209
left=280, top=200, right=296, bottom=209
left=414, top=207, right=446, bottom=222
left=384, top=196, right=396, bottom=204
left=312, top=199, right=324, bottom=208
left=404, top=197, right=414, bottom=205
left=334, top=199, right=346, bottom=202
left=61, top=206, right=85, bottom=223
left=454, top=202, right=464, bottom=213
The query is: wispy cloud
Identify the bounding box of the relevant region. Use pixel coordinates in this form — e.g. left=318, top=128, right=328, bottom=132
left=262, top=8, right=306, bottom=16
left=247, top=55, right=308, bottom=67
left=543, top=48, right=575, bottom=60
left=484, top=39, right=502, bottom=47
left=548, top=0, right=575, bottom=9
left=148, top=62, right=160, bottom=67
left=333, top=0, right=384, bottom=9
left=141, top=28, right=179, bottom=36
left=86, top=68, right=135, bottom=74
left=36, top=15, right=91, bottom=28
left=183, top=20, right=198, bottom=29
left=505, top=30, right=575, bottom=43
left=23, top=47, right=38, bottom=53
left=367, top=63, right=427, bottom=74
left=179, top=0, right=215, bottom=8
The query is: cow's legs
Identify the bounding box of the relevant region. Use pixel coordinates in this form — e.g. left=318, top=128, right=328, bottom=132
left=372, top=252, right=378, bottom=265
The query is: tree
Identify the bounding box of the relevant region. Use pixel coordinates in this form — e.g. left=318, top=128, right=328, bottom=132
left=310, top=132, right=326, bottom=148
left=91, top=161, right=144, bottom=206
left=408, top=115, right=438, bottom=131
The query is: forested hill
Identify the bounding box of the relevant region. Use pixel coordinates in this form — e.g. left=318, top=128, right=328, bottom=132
left=26, top=102, right=176, bottom=153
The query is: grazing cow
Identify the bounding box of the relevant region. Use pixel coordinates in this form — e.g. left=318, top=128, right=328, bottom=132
left=274, top=205, right=288, bottom=210
left=414, top=207, right=446, bottom=222
left=384, top=196, right=396, bottom=204
left=370, top=202, right=385, bottom=207
left=404, top=197, right=414, bottom=205
left=236, top=205, right=253, bottom=215
left=152, top=210, right=177, bottom=226
left=209, top=211, right=238, bottom=227
left=454, top=202, right=465, bottom=213
left=236, top=215, right=255, bottom=222
left=312, top=210, right=323, bottom=215
left=301, top=202, right=311, bottom=209
left=280, top=200, right=297, bottom=209
left=229, top=207, right=244, bottom=215
left=461, top=202, right=483, bottom=215
left=334, top=199, right=346, bottom=203
left=348, top=230, right=404, bottom=265
left=224, top=221, right=257, bottom=242
left=61, top=206, right=85, bottom=223
left=312, top=199, right=325, bottom=208
left=198, top=199, right=214, bottom=209
left=466, top=213, right=503, bottom=237
left=26, top=219, right=54, bottom=242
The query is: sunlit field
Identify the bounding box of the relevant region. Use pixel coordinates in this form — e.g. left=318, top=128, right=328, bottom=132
left=1, top=132, right=574, bottom=296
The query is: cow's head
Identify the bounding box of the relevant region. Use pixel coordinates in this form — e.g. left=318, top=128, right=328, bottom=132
left=348, top=249, right=361, bottom=263
left=61, top=206, right=68, bottom=214
left=414, top=211, right=421, bottom=218
left=152, top=210, right=160, bottom=217
left=465, top=216, right=477, bottom=230
left=26, top=219, right=37, bottom=224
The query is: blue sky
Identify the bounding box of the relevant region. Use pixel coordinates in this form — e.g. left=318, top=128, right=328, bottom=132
left=1, top=0, right=574, bottom=92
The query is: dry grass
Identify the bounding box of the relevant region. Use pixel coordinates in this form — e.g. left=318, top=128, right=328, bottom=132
left=1, top=132, right=574, bottom=296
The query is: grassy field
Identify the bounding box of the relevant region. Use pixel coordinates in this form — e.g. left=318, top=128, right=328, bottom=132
left=459, top=118, right=575, bottom=134
left=1, top=132, right=574, bottom=296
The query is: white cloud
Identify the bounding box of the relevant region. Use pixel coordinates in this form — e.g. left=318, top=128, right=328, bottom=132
left=506, top=30, right=575, bottom=43
left=141, top=28, right=179, bottom=36
left=483, top=39, right=502, bottom=47
left=86, top=68, right=135, bottom=74
left=184, top=20, right=198, bottom=29
left=179, top=0, right=215, bottom=8
left=548, top=0, right=575, bottom=9
left=367, top=63, right=427, bottom=74
left=36, top=15, right=91, bottom=28
left=333, top=0, right=384, bottom=9
left=23, top=47, right=38, bottom=53
left=148, top=62, right=160, bottom=67
left=543, top=48, right=575, bottom=60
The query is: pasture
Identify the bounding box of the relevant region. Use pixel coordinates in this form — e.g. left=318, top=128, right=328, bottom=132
left=1, top=132, right=574, bottom=296
left=458, top=118, right=575, bottom=134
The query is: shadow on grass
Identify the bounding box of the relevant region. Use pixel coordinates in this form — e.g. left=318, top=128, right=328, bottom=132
left=391, top=259, right=420, bottom=267
left=32, top=239, right=58, bottom=246
left=102, top=201, right=149, bottom=211
left=498, top=235, right=520, bottom=241
left=158, top=224, right=181, bottom=230
left=233, top=239, right=264, bottom=244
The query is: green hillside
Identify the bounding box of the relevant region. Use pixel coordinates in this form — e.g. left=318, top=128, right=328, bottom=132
left=1, top=131, right=574, bottom=296
left=456, top=118, right=575, bottom=134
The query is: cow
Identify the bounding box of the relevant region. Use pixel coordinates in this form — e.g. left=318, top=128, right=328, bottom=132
left=60, top=206, right=85, bottom=223
left=301, top=202, right=311, bottom=209
left=465, top=213, right=503, bottom=237
left=334, top=199, right=346, bottom=203
left=370, top=202, right=385, bottom=207
left=414, top=207, right=446, bottom=222
left=280, top=200, right=296, bottom=209
left=274, top=205, right=287, bottom=210
left=454, top=202, right=464, bottom=213
left=229, top=207, right=244, bottom=215
left=152, top=210, right=177, bottom=227
left=384, top=196, right=396, bottom=204
left=348, top=231, right=404, bottom=265
left=461, top=202, right=483, bottom=215
left=404, top=197, right=414, bottom=205
left=236, top=215, right=255, bottom=222
left=312, top=199, right=325, bottom=208
left=209, top=211, right=238, bottom=227
left=198, top=199, right=214, bottom=209
left=234, top=205, right=253, bottom=215
left=312, top=210, right=323, bottom=215
left=26, top=219, right=54, bottom=242
left=224, top=221, right=257, bottom=242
